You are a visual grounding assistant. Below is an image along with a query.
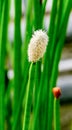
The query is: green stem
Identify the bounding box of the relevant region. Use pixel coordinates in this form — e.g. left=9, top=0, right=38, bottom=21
left=0, top=0, right=4, bottom=24
left=34, top=62, right=41, bottom=130
left=33, top=49, right=50, bottom=130
left=38, top=1, right=59, bottom=129
left=54, top=98, right=60, bottom=130
left=33, top=1, right=44, bottom=129
left=50, top=0, right=63, bottom=60
left=34, top=0, right=43, bottom=29
left=47, top=1, right=71, bottom=130
left=23, top=63, right=35, bottom=130
left=34, top=62, right=41, bottom=110
left=22, top=0, right=33, bottom=72
left=14, top=0, right=33, bottom=128
left=48, top=0, right=58, bottom=36
left=13, top=0, right=22, bottom=129
left=0, top=0, right=9, bottom=129
left=13, top=63, right=30, bottom=130
left=42, top=0, right=47, bottom=16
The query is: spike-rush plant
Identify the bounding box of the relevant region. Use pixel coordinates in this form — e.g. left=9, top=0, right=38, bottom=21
left=0, top=0, right=72, bottom=130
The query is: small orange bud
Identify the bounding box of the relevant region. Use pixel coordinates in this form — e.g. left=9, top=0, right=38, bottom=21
left=52, top=87, right=61, bottom=99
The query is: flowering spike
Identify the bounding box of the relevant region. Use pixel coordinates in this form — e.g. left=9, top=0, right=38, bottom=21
left=28, top=30, right=48, bottom=62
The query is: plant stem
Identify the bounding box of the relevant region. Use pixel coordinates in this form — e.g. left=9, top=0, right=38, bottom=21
left=47, top=1, right=71, bottom=130
left=33, top=49, right=50, bottom=130
left=34, top=62, right=41, bottom=110
left=23, top=63, right=35, bottom=130
left=33, top=1, right=44, bottom=129
left=0, top=0, right=4, bottom=24
left=42, top=0, right=58, bottom=129
left=54, top=98, right=60, bottom=130
left=42, top=0, right=47, bottom=16
left=34, top=0, right=43, bottom=29
left=13, top=0, right=22, bottom=129
left=0, top=0, right=9, bottom=129
left=13, top=63, right=30, bottom=130
left=13, top=0, right=33, bottom=128
left=50, top=0, right=63, bottom=60
left=22, top=0, right=33, bottom=72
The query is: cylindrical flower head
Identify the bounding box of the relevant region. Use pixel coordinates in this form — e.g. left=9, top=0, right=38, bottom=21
left=28, top=30, right=48, bottom=62
left=52, top=87, right=61, bottom=99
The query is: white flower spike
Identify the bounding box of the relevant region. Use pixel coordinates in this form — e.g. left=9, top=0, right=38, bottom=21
left=28, top=30, right=48, bottom=62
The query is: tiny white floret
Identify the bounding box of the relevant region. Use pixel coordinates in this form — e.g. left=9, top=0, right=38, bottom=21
left=28, top=30, right=48, bottom=62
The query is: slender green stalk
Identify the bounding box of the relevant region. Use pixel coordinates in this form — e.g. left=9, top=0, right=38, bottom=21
left=54, top=98, right=60, bottom=130
left=33, top=49, right=50, bottom=130
left=22, top=0, right=33, bottom=72
left=34, top=0, right=43, bottom=29
left=47, top=1, right=71, bottom=130
left=13, top=63, right=30, bottom=130
left=13, top=0, right=22, bottom=129
left=34, top=62, right=41, bottom=130
left=23, top=63, right=35, bottom=130
left=13, top=0, right=33, bottom=128
left=34, top=62, right=41, bottom=111
left=42, top=0, right=47, bottom=16
left=40, top=0, right=58, bottom=129
left=0, top=0, right=4, bottom=24
left=33, top=1, right=44, bottom=129
left=0, top=0, right=9, bottom=129
left=50, top=0, right=63, bottom=60
left=48, top=0, right=58, bottom=36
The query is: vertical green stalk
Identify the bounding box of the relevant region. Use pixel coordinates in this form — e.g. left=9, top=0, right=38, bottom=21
left=54, top=98, right=60, bottom=130
left=42, top=0, right=47, bottom=16
left=13, top=63, right=30, bottom=130
left=0, top=0, right=9, bottom=129
left=34, top=62, right=41, bottom=110
left=40, top=0, right=58, bottom=129
left=48, top=0, right=58, bottom=36
left=33, top=1, right=43, bottom=129
left=23, top=63, right=35, bottom=130
left=33, top=50, right=50, bottom=130
left=13, top=0, right=33, bottom=129
left=22, top=0, right=33, bottom=72
left=34, top=0, right=43, bottom=29
left=47, top=1, right=71, bottom=130
left=50, top=0, right=63, bottom=60
left=13, top=0, right=22, bottom=129
left=0, top=0, right=4, bottom=24
left=34, top=62, right=41, bottom=130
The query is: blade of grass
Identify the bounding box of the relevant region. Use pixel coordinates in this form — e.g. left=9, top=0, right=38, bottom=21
left=13, top=0, right=33, bottom=129
left=47, top=1, right=71, bottom=130
left=13, top=0, right=22, bottom=129
left=42, top=0, right=47, bottom=16
left=0, top=0, right=4, bottom=23
left=34, top=0, right=43, bottom=29
left=54, top=98, right=61, bottom=130
left=22, top=0, right=33, bottom=72
left=0, top=0, right=9, bottom=129
left=23, top=63, right=35, bottom=130
left=41, top=0, right=58, bottom=129
left=50, top=0, right=63, bottom=60
left=13, top=63, right=30, bottom=130
left=33, top=0, right=47, bottom=129
left=33, top=46, right=50, bottom=130
left=33, top=1, right=44, bottom=129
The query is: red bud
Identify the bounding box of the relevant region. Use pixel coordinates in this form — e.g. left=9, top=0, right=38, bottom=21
left=52, top=87, right=61, bottom=99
